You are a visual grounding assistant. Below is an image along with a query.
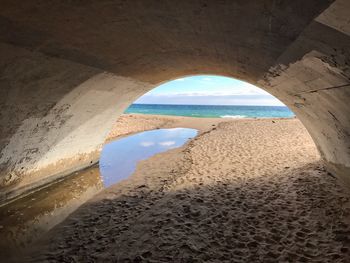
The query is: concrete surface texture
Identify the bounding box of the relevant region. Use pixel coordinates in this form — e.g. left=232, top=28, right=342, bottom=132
left=0, top=0, right=349, bottom=203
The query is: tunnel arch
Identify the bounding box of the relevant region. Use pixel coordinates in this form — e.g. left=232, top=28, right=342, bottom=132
left=126, top=73, right=289, bottom=106
left=0, top=0, right=349, bottom=204
left=111, top=72, right=347, bottom=184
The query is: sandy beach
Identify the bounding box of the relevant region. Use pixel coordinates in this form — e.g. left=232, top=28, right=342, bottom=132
left=23, top=114, right=350, bottom=262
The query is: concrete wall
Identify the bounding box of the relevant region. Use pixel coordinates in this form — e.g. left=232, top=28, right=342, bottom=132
left=0, top=0, right=349, bottom=203
left=259, top=1, right=350, bottom=184
left=0, top=43, right=151, bottom=202
left=261, top=51, right=350, bottom=182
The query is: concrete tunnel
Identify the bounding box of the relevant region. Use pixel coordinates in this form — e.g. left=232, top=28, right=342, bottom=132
left=0, top=0, right=349, bottom=204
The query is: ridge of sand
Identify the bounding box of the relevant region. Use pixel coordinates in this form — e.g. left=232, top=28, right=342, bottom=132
left=26, top=115, right=350, bottom=262
left=106, top=114, right=225, bottom=141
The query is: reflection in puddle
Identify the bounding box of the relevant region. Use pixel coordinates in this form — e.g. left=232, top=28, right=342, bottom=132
left=0, top=128, right=197, bottom=254
left=99, top=128, right=198, bottom=187
left=0, top=166, right=103, bottom=255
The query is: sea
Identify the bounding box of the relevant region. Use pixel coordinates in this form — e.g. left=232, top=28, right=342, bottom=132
left=125, top=104, right=295, bottom=119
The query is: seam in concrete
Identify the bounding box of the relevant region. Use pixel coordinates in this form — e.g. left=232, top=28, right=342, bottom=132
left=295, top=83, right=350, bottom=95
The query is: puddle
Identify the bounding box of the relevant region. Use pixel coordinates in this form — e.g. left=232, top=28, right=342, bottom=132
left=0, top=166, right=103, bottom=255
left=99, top=128, right=198, bottom=187
left=0, top=128, right=197, bottom=254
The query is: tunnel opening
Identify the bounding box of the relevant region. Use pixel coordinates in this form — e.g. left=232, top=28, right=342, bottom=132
left=99, top=75, right=303, bottom=187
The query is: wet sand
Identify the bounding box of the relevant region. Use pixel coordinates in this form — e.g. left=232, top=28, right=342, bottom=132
left=106, top=114, right=224, bottom=141
left=11, top=115, right=350, bottom=261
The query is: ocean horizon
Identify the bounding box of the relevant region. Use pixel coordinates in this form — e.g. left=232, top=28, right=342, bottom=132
left=125, top=103, right=295, bottom=119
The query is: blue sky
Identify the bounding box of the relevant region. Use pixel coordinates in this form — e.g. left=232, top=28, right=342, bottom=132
left=135, top=75, right=285, bottom=106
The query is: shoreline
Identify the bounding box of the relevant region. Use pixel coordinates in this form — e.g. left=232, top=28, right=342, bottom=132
left=106, top=113, right=295, bottom=142
left=125, top=103, right=295, bottom=120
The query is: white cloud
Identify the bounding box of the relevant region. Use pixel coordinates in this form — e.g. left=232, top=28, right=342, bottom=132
left=134, top=76, right=286, bottom=106
left=140, top=141, right=155, bottom=147
left=148, top=83, right=270, bottom=97
left=159, top=141, right=176, bottom=146
left=136, top=94, right=285, bottom=106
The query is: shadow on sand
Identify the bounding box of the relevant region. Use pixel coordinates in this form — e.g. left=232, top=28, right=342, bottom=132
left=15, top=161, right=350, bottom=262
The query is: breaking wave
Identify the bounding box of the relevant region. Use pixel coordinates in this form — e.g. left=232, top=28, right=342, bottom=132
left=220, top=115, right=247, bottom=119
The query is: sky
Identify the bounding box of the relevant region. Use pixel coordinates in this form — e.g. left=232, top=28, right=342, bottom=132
left=134, top=75, right=286, bottom=106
